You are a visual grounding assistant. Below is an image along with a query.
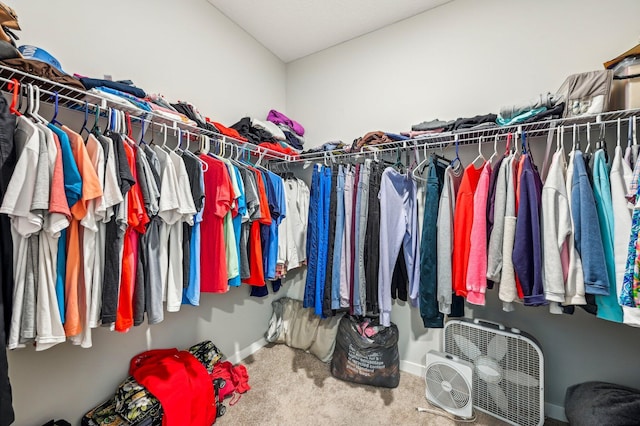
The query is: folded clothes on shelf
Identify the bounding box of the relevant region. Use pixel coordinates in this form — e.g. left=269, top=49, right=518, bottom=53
left=77, top=75, right=146, bottom=98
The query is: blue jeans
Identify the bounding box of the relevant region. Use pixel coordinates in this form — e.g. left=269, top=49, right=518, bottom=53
left=331, top=166, right=345, bottom=309
left=315, top=166, right=332, bottom=316
left=304, top=165, right=322, bottom=309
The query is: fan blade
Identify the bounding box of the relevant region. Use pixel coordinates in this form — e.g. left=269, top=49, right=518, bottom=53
left=504, top=369, right=540, bottom=387
left=487, top=383, right=509, bottom=414
left=487, top=335, right=508, bottom=361
left=453, top=335, right=481, bottom=360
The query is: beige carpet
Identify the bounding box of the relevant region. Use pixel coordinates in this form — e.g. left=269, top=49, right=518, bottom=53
left=218, top=344, right=566, bottom=426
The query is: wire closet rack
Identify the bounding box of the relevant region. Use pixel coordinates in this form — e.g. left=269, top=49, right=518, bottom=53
left=0, top=63, right=295, bottom=163
left=289, top=107, right=640, bottom=164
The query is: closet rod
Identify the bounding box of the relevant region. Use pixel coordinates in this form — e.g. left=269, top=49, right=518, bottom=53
left=289, top=111, right=640, bottom=164
left=0, top=66, right=293, bottom=162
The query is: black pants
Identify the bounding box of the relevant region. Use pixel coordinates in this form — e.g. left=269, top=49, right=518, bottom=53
left=365, top=162, right=383, bottom=315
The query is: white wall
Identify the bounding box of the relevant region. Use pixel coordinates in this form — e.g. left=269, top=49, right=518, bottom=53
left=5, top=0, right=286, bottom=424
left=286, top=0, right=640, bottom=418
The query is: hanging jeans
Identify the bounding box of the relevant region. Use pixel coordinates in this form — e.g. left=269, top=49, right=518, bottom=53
left=419, top=159, right=446, bottom=328
left=322, top=166, right=339, bottom=316
left=354, top=160, right=371, bottom=315
left=349, top=164, right=360, bottom=314
left=365, top=162, right=383, bottom=315
left=331, top=165, right=345, bottom=310
left=340, top=166, right=355, bottom=308
left=378, top=168, right=420, bottom=327
left=303, top=165, right=322, bottom=309
left=314, top=167, right=332, bottom=316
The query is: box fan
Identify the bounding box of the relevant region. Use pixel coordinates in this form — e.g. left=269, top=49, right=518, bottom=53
left=424, top=350, right=474, bottom=419
left=444, top=318, right=544, bottom=426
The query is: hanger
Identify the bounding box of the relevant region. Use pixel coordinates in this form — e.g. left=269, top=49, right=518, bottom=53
left=8, top=78, right=20, bottom=116
left=173, top=128, right=183, bottom=153
left=50, top=91, right=62, bottom=126
left=504, top=132, right=513, bottom=156
left=585, top=122, right=592, bottom=154
left=488, top=134, right=499, bottom=166
left=91, top=105, right=101, bottom=135
left=627, top=117, right=633, bottom=152
left=31, top=85, right=46, bottom=124
left=411, top=143, right=430, bottom=182
left=160, top=123, right=168, bottom=150
left=571, top=124, right=579, bottom=152
left=617, top=118, right=622, bottom=148
left=471, top=136, right=486, bottom=168
left=450, top=134, right=462, bottom=171
left=139, top=118, right=148, bottom=146
left=79, top=101, right=90, bottom=136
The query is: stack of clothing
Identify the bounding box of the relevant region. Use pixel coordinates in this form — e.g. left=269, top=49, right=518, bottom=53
left=231, top=116, right=301, bottom=158
left=410, top=113, right=498, bottom=134
left=497, top=93, right=565, bottom=126
left=267, top=109, right=306, bottom=151
left=170, top=101, right=219, bottom=133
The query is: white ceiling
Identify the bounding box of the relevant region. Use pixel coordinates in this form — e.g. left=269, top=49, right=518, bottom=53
left=207, top=0, right=452, bottom=63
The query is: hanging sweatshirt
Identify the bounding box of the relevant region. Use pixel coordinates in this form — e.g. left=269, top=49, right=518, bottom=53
left=564, top=152, right=587, bottom=306
left=466, top=162, right=491, bottom=305
left=541, top=151, right=574, bottom=307
left=452, top=163, right=484, bottom=298
left=610, top=145, right=640, bottom=326
left=571, top=150, right=610, bottom=296
left=499, top=155, right=518, bottom=311
left=486, top=154, right=511, bottom=283
left=592, top=149, right=623, bottom=322
left=436, top=165, right=463, bottom=315
left=512, top=154, right=546, bottom=306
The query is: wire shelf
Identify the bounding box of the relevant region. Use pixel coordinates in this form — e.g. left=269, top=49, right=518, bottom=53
left=0, top=63, right=294, bottom=162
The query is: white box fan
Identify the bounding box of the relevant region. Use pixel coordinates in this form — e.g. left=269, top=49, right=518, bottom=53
left=444, top=318, right=544, bottom=426
left=425, top=350, right=474, bottom=419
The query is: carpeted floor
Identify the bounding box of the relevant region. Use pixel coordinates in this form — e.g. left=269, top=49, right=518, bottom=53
left=219, top=344, right=567, bottom=425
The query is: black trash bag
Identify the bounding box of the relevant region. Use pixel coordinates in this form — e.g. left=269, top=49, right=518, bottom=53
left=331, top=316, right=400, bottom=388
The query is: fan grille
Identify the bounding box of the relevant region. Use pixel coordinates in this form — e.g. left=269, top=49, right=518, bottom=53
left=444, top=321, right=543, bottom=426
left=425, top=363, right=471, bottom=410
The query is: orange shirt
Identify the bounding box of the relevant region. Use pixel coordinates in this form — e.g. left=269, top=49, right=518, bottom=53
left=115, top=142, right=149, bottom=333
left=452, top=163, right=483, bottom=298
left=62, top=126, right=102, bottom=337
left=242, top=168, right=271, bottom=286
left=49, top=133, right=71, bottom=219
left=200, top=155, right=233, bottom=293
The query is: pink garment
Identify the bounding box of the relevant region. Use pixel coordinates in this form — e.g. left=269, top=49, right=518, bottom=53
left=465, top=162, right=491, bottom=305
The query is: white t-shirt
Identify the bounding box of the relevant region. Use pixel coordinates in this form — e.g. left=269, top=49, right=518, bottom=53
left=1, top=116, right=42, bottom=349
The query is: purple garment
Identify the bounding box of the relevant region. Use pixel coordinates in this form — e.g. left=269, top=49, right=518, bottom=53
left=267, top=109, right=305, bottom=136
left=512, top=154, right=546, bottom=306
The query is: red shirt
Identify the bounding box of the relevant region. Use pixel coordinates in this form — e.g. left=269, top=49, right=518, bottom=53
left=242, top=168, right=272, bottom=286
left=200, top=155, right=233, bottom=293
left=116, top=142, right=149, bottom=333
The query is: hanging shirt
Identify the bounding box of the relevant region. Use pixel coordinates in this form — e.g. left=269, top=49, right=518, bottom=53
left=35, top=128, right=69, bottom=351
left=242, top=167, right=271, bottom=287
left=563, top=151, right=587, bottom=306
left=184, top=168, right=205, bottom=306
left=239, top=167, right=261, bottom=280
left=571, top=150, right=610, bottom=296
left=62, top=126, right=102, bottom=338
left=610, top=145, right=640, bottom=326
left=541, top=150, right=574, bottom=311
left=486, top=155, right=512, bottom=284
left=452, top=163, right=484, bottom=298
left=466, top=162, right=492, bottom=305
left=222, top=162, right=240, bottom=283
left=200, top=155, right=234, bottom=292
left=47, top=123, right=82, bottom=323
left=512, top=154, right=545, bottom=306
left=265, top=171, right=286, bottom=280
left=116, top=141, right=149, bottom=333
left=74, top=134, right=105, bottom=348
left=592, top=149, right=623, bottom=322
left=499, top=155, right=519, bottom=312
left=228, top=165, right=246, bottom=287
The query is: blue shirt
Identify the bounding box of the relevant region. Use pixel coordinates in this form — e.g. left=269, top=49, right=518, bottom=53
left=48, top=124, right=82, bottom=322
left=592, top=150, right=623, bottom=322
left=183, top=171, right=205, bottom=305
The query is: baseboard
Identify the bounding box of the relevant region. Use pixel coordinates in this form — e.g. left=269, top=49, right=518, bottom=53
left=226, top=338, right=269, bottom=364
left=545, top=402, right=567, bottom=422
left=400, top=360, right=424, bottom=378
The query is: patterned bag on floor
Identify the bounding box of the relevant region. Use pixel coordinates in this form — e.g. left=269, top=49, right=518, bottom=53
left=331, top=316, right=400, bottom=388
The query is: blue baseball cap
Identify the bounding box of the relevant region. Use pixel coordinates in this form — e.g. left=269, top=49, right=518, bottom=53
left=18, top=45, right=65, bottom=73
